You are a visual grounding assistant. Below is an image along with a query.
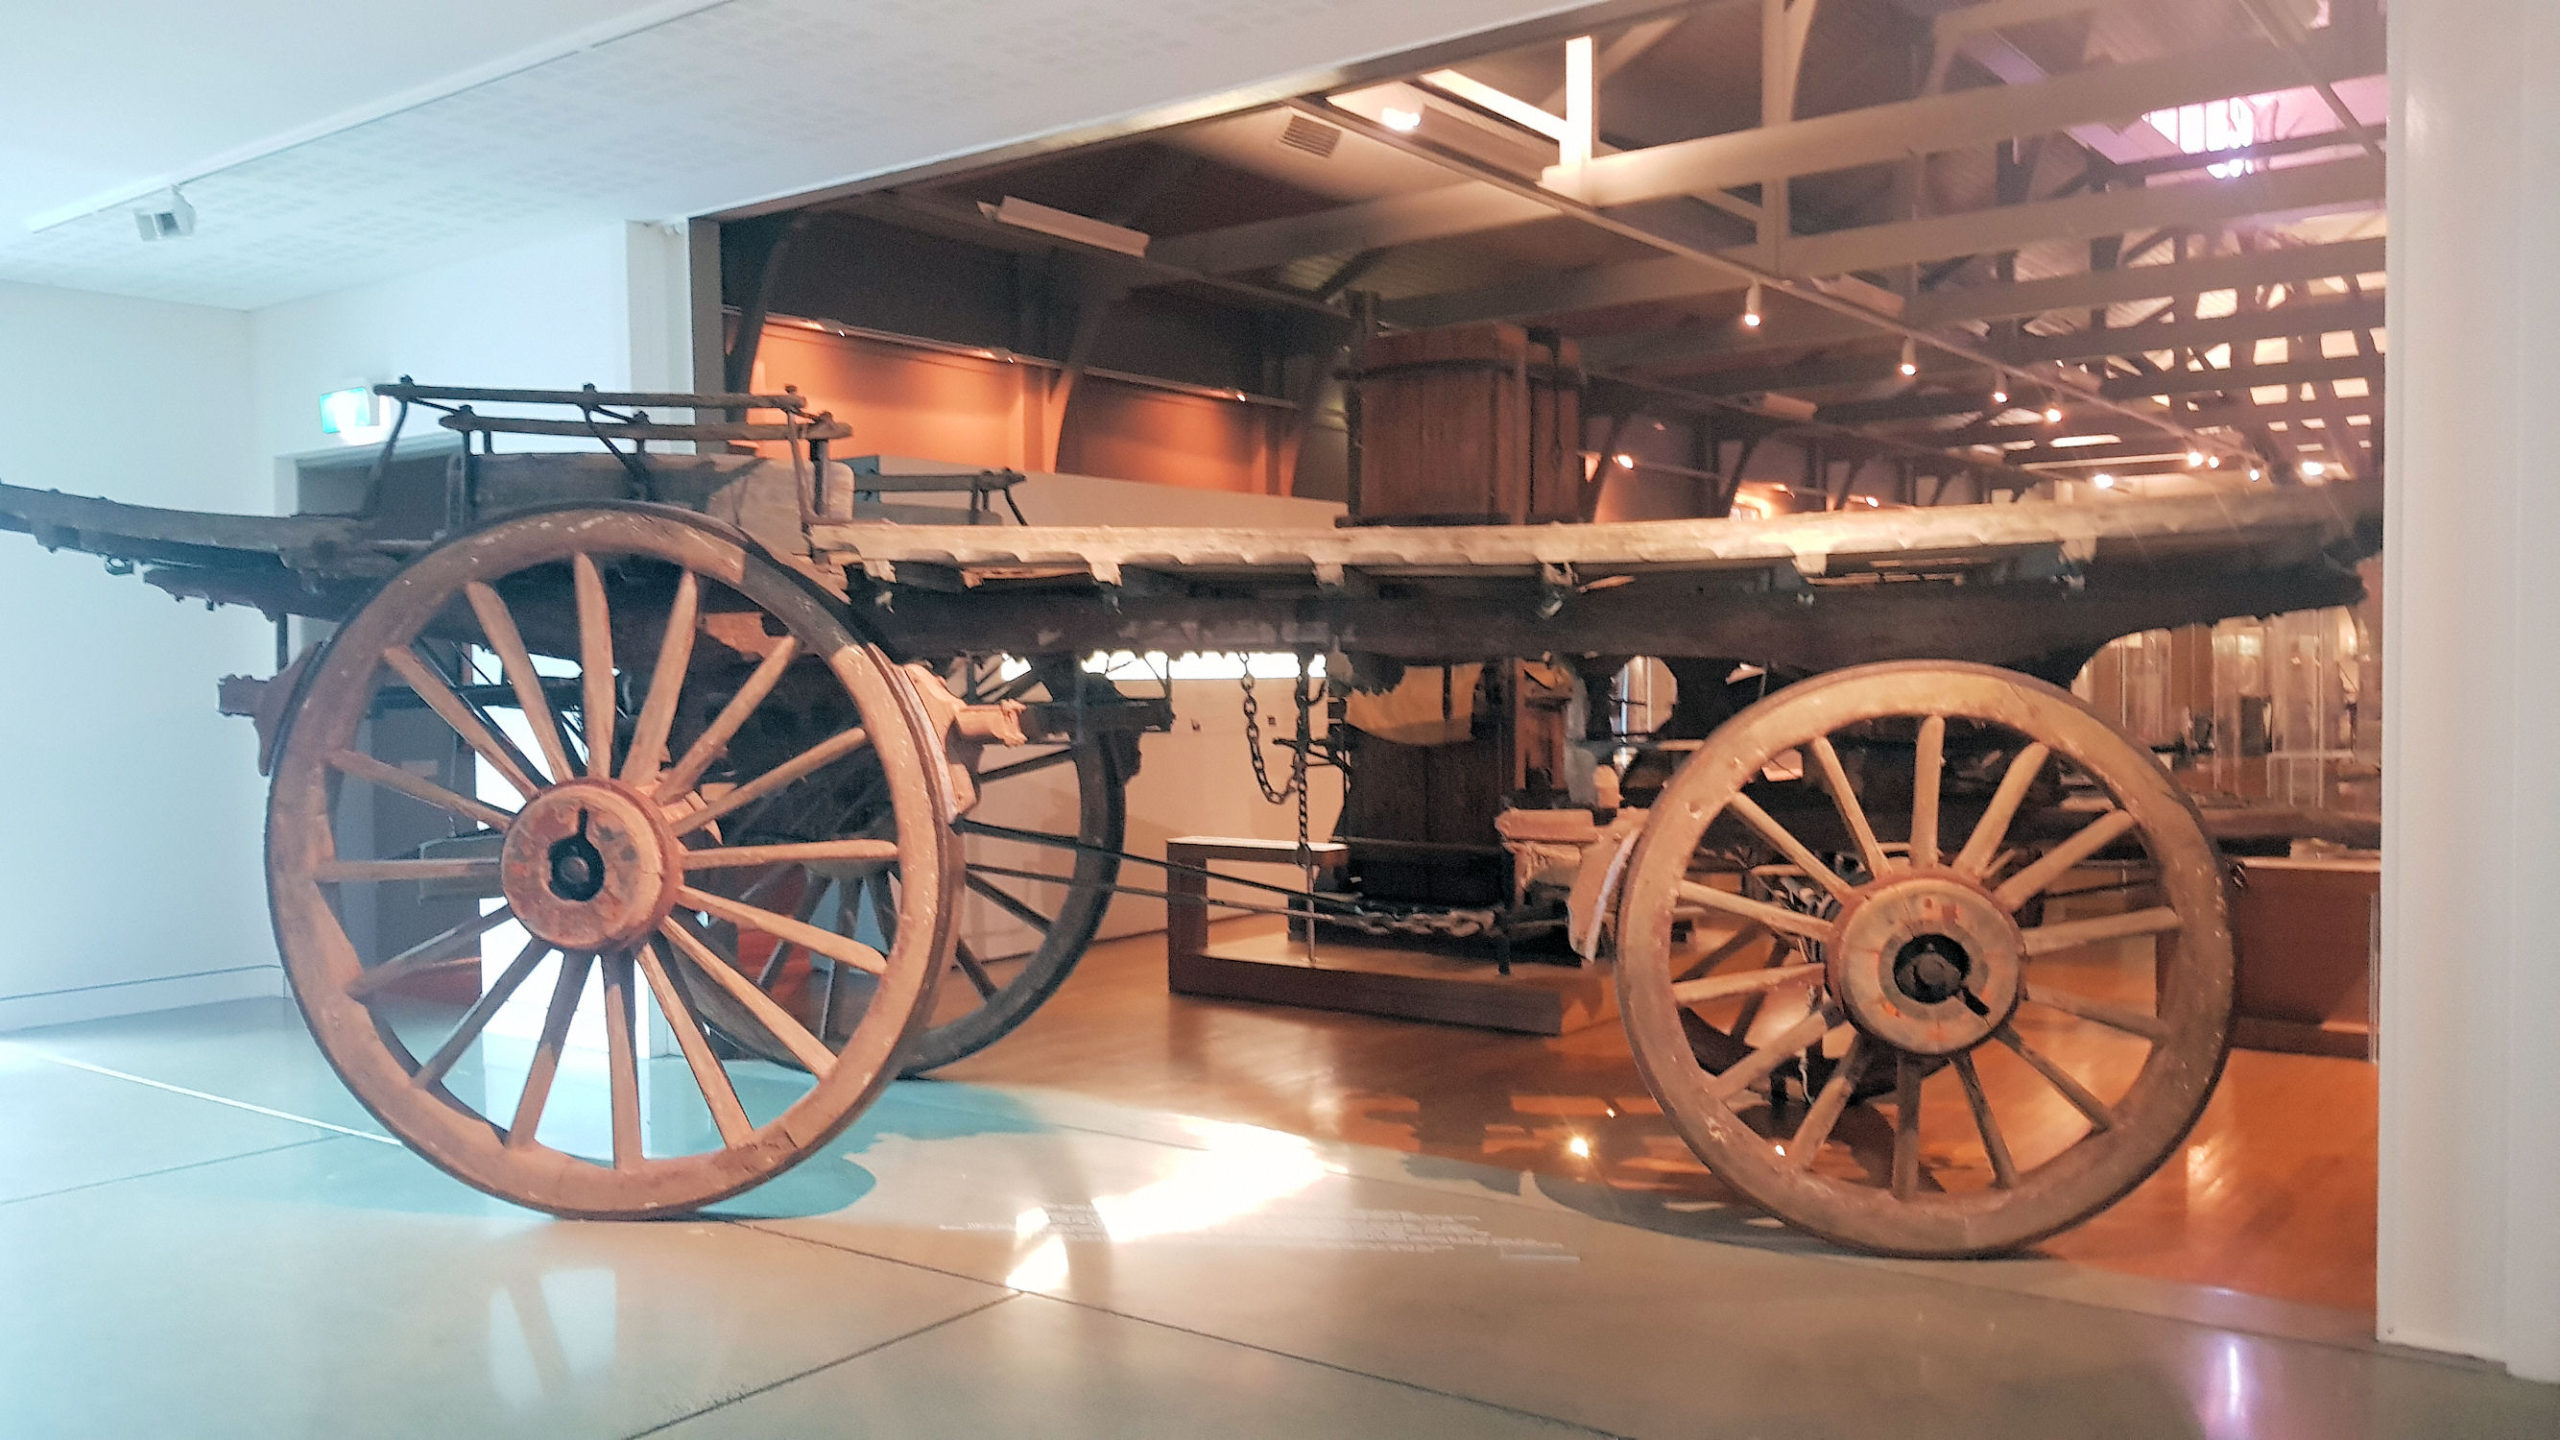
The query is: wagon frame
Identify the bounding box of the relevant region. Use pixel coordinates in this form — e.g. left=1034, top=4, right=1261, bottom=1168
left=0, top=380, right=2382, bottom=1254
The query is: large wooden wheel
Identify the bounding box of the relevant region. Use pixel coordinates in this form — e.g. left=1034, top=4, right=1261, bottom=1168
left=267, top=507, right=960, bottom=1218
left=693, top=658, right=1130, bottom=1076
left=1616, top=660, right=2233, bottom=1257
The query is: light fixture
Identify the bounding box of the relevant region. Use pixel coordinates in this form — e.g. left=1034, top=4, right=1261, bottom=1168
left=2248, top=466, right=2264, bottom=481
left=2207, top=454, right=2224, bottom=469
left=1566, top=1135, right=1592, bottom=1158
left=2301, top=459, right=2327, bottom=478
left=2044, top=405, right=2065, bottom=424
left=1613, top=453, right=1637, bottom=469
left=1991, top=381, right=2010, bottom=405
left=2092, top=473, right=2117, bottom=490
left=132, top=187, right=196, bottom=242
left=978, top=196, right=1150, bottom=257
left=1898, top=338, right=1918, bottom=377
left=2186, top=450, right=2206, bottom=467
left=1742, top=280, right=1764, bottom=328
left=1381, top=106, right=1423, bottom=132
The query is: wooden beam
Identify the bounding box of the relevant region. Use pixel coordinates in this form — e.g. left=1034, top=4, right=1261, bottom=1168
left=1148, top=184, right=1551, bottom=275
left=1547, top=25, right=2380, bottom=207
left=2097, top=352, right=2381, bottom=400
left=1995, top=295, right=2385, bottom=366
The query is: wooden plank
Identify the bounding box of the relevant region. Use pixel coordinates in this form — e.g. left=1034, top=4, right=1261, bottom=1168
left=812, top=480, right=2378, bottom=581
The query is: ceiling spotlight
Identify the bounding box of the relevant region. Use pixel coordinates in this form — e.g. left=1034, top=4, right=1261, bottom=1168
left=1899, top=338, right=1918, bottom=377
left=2208, top=455, right=2224, bottom=469
left=1381, top=106, right=1423, bottom=132
left=1742, top=281, right=1764, bottom=328
left=2301, top=459, right=2328, bottom=478
left=1991, top=382, right=2010, bottom=405
left=2248, top=466, right=2264, bottom=481
left=2186, top=450, right=2206, bottom=467
left=2092, top=473, right=2117, bottom=490
left=2044, top=405, right=2065, bottom=424
left=1613, top=452, right=1637, bottom=469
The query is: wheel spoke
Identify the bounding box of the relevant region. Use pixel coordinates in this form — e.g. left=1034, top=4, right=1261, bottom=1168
left=1674, top=879, right=1833, bottom=941
left=976, top=746, right=1078, bottom=786
left=680, top=838, right=901, bottom=871
left=1671, top=924, right=1767, bottom=985
left=1808, top=736, right=1892, bottom=880
left=508, top=951, right=594, bottom=1149
left=1952, top=1052, right=2019, bottom=1190
left=572, top=554, right=617, bottom=779
left=414, top=936, right=551, bottom=1089
left=617, top=570, right=700, bottom=785
left=327, top=749, right=514, bottom=831
left=465, top=580, right=577, bottom=784
left=1783, top=1037, right=1865, bottom=1168
left=346, top=906, right=516, bottom=1001
left=1910, top=714, right=1945, bottom=868
left=864, top=871, right=901, bottom=950
left=2023, top=982, right=2170, bottom=1040
left=1891, top=1054, right=1924, bottom=1200
left=382, top=647, right=544, bottom=800
left=637, top=940, right=753, bottom=1146
left=1725, top=792, right=1856, bottom=905
left=659, top=917, right=837, bottom=1076
left=599, top=949, right=644, bottom=1170
left=682, top=884, right=887, bottom=976
left=1954, top=742, right=2050, bottom=877
left=967, top=873, right=1056, bottom=934
left=1995, top=1023, right=2116, bottom=1132
left=952, top=939, right=999, bottom=999
left=314, top=855, right=500, bottom=888
left=754, top=878, right=830, bottom=989
left=1670, top=961, right=1822, bottom=1007
left=654, top=637, right=802, bottom=803
left=2020, top=906, right=2182, bottom=958
left=1705, top=1009, right=1836, bottom=1102
left=1992, top=809, right=2139, bottom=912
left=671, top=726, right=871, bottom=837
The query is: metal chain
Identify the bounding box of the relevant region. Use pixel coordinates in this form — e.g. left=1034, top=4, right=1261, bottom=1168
left=1240, top=667, right=1299, bottom=805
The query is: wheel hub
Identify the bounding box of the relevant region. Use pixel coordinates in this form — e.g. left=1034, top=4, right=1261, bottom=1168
left=501, top=779, right=682, bottom=952
left=1829, top=876, right=2021, bottom=1055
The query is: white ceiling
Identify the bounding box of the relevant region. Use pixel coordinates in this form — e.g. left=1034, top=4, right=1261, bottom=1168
left=0, top=0, right=1595, bottom=310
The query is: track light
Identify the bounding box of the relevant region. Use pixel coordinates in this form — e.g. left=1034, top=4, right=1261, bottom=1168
left=2044, top=404, right=2065, bottom=424
left=1742, top=281, right=1763, bottom=328
left=1898, top=338, right=1918, bottom=377
left=1991, top=381, right=2009, bottom=405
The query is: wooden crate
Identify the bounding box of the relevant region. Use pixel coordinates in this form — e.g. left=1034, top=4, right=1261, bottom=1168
left=1351, top=322, right=1583, bottom=524
left=2230, top=854, right=2377, bottom=1058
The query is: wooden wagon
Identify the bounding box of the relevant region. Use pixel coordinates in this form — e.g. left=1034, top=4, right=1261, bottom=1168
left=0, top=382, right=2380, bottom=1257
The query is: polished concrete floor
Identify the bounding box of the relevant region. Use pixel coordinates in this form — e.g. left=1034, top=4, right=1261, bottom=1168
left=4, top=997, right=2553, bottom=1439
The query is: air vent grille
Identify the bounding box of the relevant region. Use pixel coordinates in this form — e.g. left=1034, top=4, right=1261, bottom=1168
left=1279, top=114, right=1342, bottom=159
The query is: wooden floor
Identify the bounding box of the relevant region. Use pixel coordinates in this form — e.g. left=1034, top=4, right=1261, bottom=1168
left=939, top=916, right=2380, bottom=1315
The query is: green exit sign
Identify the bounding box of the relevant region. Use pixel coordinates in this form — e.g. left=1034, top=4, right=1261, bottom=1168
left=319, top=386, right=378, bottom=436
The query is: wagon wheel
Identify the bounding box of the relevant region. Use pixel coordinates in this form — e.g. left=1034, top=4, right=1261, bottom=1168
left=267, top=507, right=960, bottom=1218
left=1616, top=660, right=2232, bottom=1257
left=690, top=656, right=1130, bottom=1076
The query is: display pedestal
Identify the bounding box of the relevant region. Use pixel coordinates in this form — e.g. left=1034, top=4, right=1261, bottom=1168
left=1164, top=836, right=1611, bottom=1036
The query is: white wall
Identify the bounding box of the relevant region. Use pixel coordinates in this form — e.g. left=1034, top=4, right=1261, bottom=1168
left=250, top=222, right=692, bottom=476
left=2381, top=0, right=2560, bottom=1383
left=0, top=282, right=274, bottom=1028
